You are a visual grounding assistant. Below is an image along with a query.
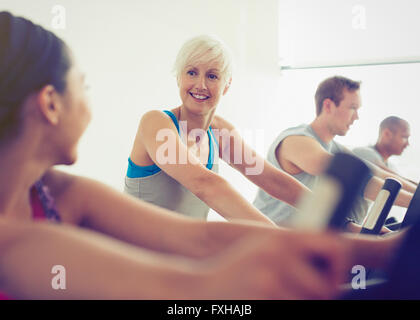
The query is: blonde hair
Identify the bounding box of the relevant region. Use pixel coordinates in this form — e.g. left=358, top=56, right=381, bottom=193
left=173, top=35, right=233, bottom=83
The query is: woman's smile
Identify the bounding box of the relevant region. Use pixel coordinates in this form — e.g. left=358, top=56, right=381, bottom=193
left=189, top=91, right=210, bottom=101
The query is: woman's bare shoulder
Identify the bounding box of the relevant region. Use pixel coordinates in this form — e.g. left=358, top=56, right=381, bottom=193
left=211, top=114, right=235, bottom=131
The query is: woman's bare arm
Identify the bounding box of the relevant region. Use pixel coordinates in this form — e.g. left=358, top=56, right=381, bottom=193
left=0, top=219, right=205, bottom=299
left=128, top=110, right=275, bottom=225
left=0, top=218, right=348, bottom=299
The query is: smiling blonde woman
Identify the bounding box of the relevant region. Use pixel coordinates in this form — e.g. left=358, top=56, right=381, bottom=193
left=125, top=35, right=311, bottom=224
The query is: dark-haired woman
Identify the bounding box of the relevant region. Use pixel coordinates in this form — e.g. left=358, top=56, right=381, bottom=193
left=0, top=11, right=404, bottom=299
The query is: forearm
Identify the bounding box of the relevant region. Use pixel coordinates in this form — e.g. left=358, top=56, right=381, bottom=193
left=394, top=189, right=414, bottom=207
left=198, top=176, right=276, bottom=226
left=233, top=156, right=309, bottom=208
left=345, top=222, right=363, bottom=233
left=257, top=170, right=310, bottom=208
left=78, top=178, right=211, bottom=259
left=72, top=176, right=271, bottom=260
left=87, top=206, right=206, bottom=259
left=364, top=176, right=412, bottom=207
left=341, top=231, right=406, bottom=270
left=371, top=164, right=417, bottom=193
left=0, top=221, right=206, bottom=299
left=198, top=220, right=280, bottom=257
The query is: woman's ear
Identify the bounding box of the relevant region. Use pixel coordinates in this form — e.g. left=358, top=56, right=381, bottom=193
left=223, top=77, right=232, bottom=95
left=36, top=85, right=62, bottom=125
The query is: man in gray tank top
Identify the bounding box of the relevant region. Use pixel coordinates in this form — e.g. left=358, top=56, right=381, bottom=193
left=253, top=123, right=357, bottom=224
left=254, top=76, right=416, bottom=230
left=353, top=116, right=412, bottom=178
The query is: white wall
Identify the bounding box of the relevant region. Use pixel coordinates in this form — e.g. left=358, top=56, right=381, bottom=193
left=276, top=0, right=420, bottom=220
left=2, top=1, right=419, bottom=222
left=1, top=0, right=281, bottom=221
left=278, top=0, right=420, bottom=66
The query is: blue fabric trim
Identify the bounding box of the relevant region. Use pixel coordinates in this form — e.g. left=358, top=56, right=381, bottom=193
left=127, top=157, right=161, bottom=178
left=206, top=129, right=214, bottom=170
left=163, top=110, right=179, bottom=133
left=33, top=180, right=61, bottom=223
left=126, top=110, right=215, bottom=178
left=209, top=126, right=219, bottom=152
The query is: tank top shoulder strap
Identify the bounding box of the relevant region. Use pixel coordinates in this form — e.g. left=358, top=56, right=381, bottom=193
left=31, top=180, right=61, bottom=223
left=163, top=110, right=180, bottom=133
left=162, top=110, right=218, bottom=170
left=208, top=126, right=219, bottom=151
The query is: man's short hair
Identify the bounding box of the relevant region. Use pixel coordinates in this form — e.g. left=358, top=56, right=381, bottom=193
left=379, top=116, right=409, bottom=134
left=315, top=76, right=361, bottom=116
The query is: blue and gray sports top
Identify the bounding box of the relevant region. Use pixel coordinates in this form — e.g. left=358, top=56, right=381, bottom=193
left=124, top=110, right=219, bottom=219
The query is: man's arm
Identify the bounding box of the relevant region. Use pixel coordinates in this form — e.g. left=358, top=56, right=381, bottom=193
left=277, top=135, right=332, bottom=176
left=211, top=116, right=311, bottom=208
left=363, top=175, right=412, bottom=207
left=346, top=145, right=417, bottom=193
left=369, top=163, right=417, bottom=193
left=374, top=164, right=418, bottom=186
left=279, top=136, right=413, bottom=208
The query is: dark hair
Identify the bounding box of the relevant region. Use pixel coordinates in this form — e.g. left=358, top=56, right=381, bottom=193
left=0, top=11, right=71, bottom=141
left=379, top=116, right=409, bottom=134
left=315, top=76, right=361, bottom=116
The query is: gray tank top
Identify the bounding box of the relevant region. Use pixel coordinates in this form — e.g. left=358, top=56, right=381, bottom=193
left=253, top=124, right=368, bottom=226
left=124, top=111, right=219, bottom=220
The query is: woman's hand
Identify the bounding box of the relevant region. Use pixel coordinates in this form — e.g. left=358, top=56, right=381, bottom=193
left=200, top=229, right=349, bottom=299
